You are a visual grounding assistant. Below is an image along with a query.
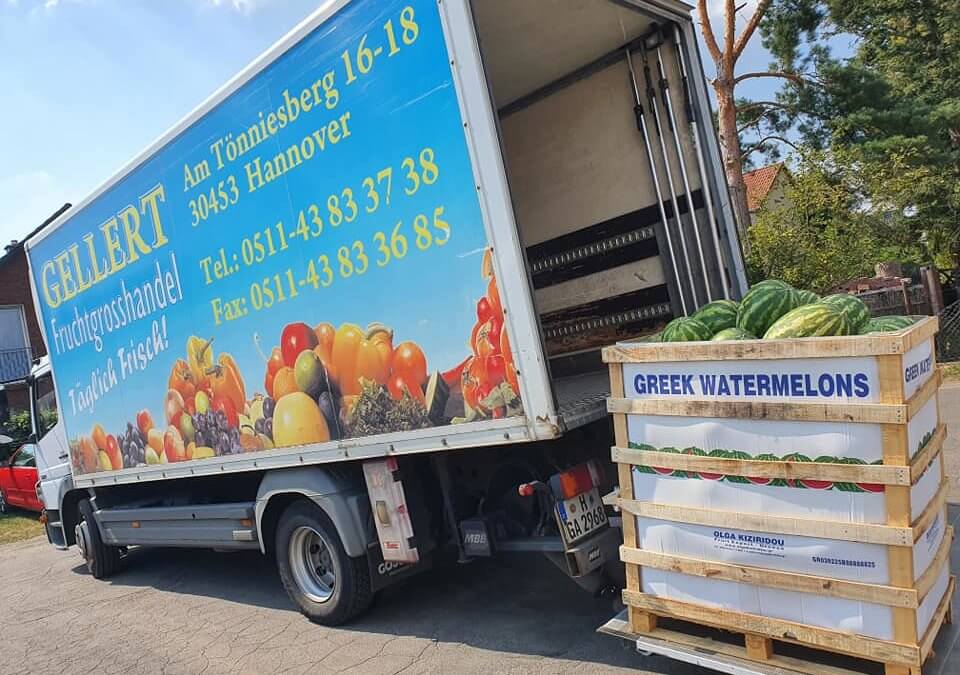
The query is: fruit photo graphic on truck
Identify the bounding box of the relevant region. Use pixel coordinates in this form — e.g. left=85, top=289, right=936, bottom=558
left=27, top=0, right=526, bottom=476
left=629, top=442, right=886, bottom=492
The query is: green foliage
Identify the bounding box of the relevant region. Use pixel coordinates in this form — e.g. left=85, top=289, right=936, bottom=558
left=5, top=410, right=31, bottom=439
left=745, top=154, right=906, bottom=292
left=755, top=0, right=960, bottom=265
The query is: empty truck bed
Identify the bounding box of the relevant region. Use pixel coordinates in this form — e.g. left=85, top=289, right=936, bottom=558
left=553, top=370, right=611, bottom=431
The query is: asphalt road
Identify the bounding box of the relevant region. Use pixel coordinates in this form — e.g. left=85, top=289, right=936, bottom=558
left=0, top=537, right=675, bottom=675
left=1, top=385, right=959, bottom=675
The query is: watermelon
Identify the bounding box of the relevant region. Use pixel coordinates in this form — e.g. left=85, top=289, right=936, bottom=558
left=710, top=327, right=756, bottom=341
left=736, top=282, right=798, bottom=336
left=751, top=279, right=793, bottom=290
left=661, top=316, right=712, bottom=342
left=694, top=299, right=739, bottom=334
left=794, top=289, right=820, bottom=306
left=820, top=293, right=870, bottom=333
left=860, top=315, right=914, bottom=334
left=764, top=303, right=853, bottom=339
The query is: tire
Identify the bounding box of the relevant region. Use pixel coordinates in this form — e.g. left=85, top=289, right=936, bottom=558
left=76, top=499, right=121, bottom=579
left=275, top=500, right=373, bottom=625
left=0, top=489, right=7, bottom=514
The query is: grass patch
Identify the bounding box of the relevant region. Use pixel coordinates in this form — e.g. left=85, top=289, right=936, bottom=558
left=0, top=509, right=44, bottom=545
left=942, top=362, right=960, bottom=382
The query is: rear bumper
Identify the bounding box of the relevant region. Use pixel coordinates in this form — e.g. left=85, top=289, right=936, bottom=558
left=564, top=526, right=620, bottom=578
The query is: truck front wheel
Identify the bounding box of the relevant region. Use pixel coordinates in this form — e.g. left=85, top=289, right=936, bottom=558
left=275, top=500, right=373, bottom=625
left=76, top=499, right=121, bottom=578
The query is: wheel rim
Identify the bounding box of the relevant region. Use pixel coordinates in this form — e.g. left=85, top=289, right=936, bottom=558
left=288, top=525, right=336, bottom=603
left=0, top=491, right=6, bottom=513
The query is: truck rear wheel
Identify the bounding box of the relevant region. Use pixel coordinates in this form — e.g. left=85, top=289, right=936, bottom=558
left=76, top=498, right=121, bottom=579
left=275, top=500, right=373, bottom=625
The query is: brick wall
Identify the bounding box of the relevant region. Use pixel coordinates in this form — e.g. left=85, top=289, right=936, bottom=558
left=0, top=246, right=46, bottom=359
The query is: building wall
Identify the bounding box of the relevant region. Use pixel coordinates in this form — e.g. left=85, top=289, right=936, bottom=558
left=748, top=172, right=791, bottom=224
left=0, top=247, right=46, bottom=360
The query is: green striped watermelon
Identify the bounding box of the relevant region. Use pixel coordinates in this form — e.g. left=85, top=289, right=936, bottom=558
left=661, top=316, right=713, bottom=342
left=710, top=327, right=756, bottom=341
left=820, top=293, right=870, bottom=332
left=860, top=315, right=914, bottom=334
left=751, top=279, right=793, bottom=290
left=694, top=299, right=739, bottom=334
left=736, top=282, right=798, bottom=336
left=794, top=289, right=820, bottom=306
left=763, top=303, right=853, bottom=339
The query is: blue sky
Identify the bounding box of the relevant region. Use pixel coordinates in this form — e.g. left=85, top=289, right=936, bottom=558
left=0, top=0, right=808, bottom=246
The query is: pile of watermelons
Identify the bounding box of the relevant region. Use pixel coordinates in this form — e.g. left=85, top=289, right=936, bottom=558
left=655, top=279, right=916, bottom=343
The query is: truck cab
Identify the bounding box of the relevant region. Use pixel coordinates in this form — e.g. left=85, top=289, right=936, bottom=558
left=23, top=357, right=72, bottom=546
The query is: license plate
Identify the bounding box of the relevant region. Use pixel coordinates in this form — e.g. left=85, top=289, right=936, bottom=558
left=555, top=487, right=607, bottom=545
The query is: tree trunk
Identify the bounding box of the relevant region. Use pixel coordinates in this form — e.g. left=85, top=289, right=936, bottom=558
left=715, top=83, right=753, bottom=254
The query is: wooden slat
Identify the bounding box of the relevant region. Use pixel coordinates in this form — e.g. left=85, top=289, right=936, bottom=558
left=902, top=318, right=939, bottom=353
left=620, top=546, right=919, bottom=608
left=910, top=424, right=946, bottom=482
left=916, top=527, right=954, bottom=604
left=881, top=392, right=919, bottom=646
left=601, top=617, right=879, bottom=675
left=601, top=318, right=938, bottom=364
left=906, top=369, right=942, bottom=420
left=615, top=497, right=914, bottom=546
left=609, top=363, right=641, bottom=603
left=621, top=589, right=921, bottom=665
left=911, top=480, right=947, bottom=543
left=745, top=634, right=774, bottom=661
left=607, top=396, right=906, bottom=424
left=919, top=576, right=956, bottom=662
left=612, top=446, right=911, bottom=486
left=878, top=353, right=907, bottom=405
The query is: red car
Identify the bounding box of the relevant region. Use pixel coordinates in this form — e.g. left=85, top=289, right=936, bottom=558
left=0, top=445, right=41, bottom=513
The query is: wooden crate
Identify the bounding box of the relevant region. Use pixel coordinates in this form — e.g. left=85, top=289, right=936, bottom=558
left=603, top=317, right=955, bottom=675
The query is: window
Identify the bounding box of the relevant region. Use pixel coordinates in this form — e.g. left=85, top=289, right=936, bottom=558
left=12, top=446, right=35, bottom=467
left=35, top=374, right=58, bottom=440
left=0, top=305, right=30, bottom=381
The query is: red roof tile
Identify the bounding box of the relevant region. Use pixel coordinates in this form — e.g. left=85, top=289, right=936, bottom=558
left=743, top=163, right=784, bottom=212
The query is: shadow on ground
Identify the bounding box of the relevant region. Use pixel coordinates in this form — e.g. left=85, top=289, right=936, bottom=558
left=82, top=543, right=654, bottom=671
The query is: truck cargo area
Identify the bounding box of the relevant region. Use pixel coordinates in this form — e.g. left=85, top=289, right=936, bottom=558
left=472, top=0, right=738, bottom=428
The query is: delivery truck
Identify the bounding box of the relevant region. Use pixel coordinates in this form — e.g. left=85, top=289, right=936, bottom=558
left=25, top=0, right=747, bottom=625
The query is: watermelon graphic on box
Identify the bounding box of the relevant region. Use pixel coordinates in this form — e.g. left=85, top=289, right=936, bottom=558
left=628, top=441, right=885, bottom=493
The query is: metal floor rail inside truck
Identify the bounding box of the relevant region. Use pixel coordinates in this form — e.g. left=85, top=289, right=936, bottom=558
left=25, top=0, right=747, bottom=627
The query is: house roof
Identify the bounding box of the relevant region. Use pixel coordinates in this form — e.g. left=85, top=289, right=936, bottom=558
left=0, top=203, right=71, bottom=269
left=743, top=163, right=785, bottom=212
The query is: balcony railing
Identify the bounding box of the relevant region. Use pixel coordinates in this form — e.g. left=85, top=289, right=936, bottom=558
left=0, top=348, right=32, bottom=382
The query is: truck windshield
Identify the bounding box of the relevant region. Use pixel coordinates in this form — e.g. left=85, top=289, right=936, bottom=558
left=0, top=379, right=31, bottom=459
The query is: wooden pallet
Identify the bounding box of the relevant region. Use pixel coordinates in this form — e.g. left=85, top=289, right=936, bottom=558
left=600, top=600, right=957, bottom=675
left=603, top=317, right=953, bottom=675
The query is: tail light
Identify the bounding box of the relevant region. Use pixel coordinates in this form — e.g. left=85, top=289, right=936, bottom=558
left=550, top=460, right=605, bottom=500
